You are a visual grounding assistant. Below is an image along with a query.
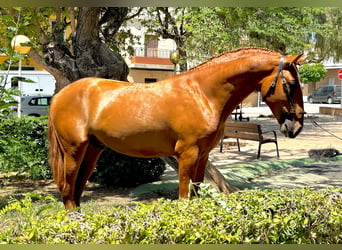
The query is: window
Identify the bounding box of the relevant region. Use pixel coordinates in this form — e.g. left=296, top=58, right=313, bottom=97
left=322, top=87, right=328, bottom=93
left=328, top=77, right=335, bottom=85
left=145, top=35, right=158, bottom=57
left=316, top=87, right=324, bottom=94
left=145, top=78, right=157, bottom=83
left=11, top=78, right=18, bottom=88
left=28, top=97, right=50, bottom=106
left=11, top=76, right=34, bottom=88
left=11, top=76, right=26, bottom=88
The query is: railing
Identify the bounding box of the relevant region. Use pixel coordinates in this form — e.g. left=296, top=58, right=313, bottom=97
left=133, top=47, right=173, bottom=58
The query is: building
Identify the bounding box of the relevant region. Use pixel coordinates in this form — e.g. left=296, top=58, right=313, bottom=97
left=123, top=18, right=177, bottom=83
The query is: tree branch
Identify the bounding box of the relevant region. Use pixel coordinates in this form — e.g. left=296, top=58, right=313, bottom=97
left=67, top=7, right=76, bottom=56
left=76, top=7, right=101, bottom=46
left=28, top=49, right=70, bottom=90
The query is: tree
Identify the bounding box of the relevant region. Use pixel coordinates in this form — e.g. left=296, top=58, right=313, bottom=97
left=141, top=7, right=334, bottom=69
left=310, top=7, right=342, bottom=64
left=299, top=63, right=327, bottom=89
left=182, top=7, right=331, bottom=63
left=142, top=7, right=189, bottom=71
left=183, top=7, right=251, bottom=63
left=0, top=7, right=143, bottom=92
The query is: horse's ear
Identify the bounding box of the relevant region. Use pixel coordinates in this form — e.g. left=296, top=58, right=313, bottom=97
left=285, top=54, right=307, bottom=66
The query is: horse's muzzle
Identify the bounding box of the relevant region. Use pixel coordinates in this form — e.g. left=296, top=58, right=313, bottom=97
left=280, top=119, right=303, bottom=138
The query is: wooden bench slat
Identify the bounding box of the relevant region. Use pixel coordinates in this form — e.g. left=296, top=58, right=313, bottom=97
left=225, top=127, right=260, bottom=134
left=224, top=132, right=260, bottom=141
left=225, top=122, right=260, bottom=133
left=220, top=121, right=279, bottom=159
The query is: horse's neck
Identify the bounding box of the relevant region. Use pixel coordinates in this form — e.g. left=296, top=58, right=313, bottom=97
left=190, top=57, right=269, bottom=117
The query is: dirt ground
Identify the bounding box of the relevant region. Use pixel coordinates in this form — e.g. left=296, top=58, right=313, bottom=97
left=1, top=112, right=342, bottom=208
left=0, top=174, right=164, bottom=207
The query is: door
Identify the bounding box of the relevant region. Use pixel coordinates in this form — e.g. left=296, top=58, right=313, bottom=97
left=314, top=87, right=325, bottom=102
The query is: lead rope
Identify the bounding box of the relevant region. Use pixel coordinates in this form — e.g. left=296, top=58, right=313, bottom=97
left=308, top=115, right=342, bottom=141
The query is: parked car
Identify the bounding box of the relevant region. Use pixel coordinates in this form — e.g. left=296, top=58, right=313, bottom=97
left=307, top=85, right=341, bottom=104
left=19, top=95, right=52, bottom=116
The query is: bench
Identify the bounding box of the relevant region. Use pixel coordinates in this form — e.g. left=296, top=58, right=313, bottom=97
left=219, top=121, right=279, bottom=159
left=231, top=105, right=250, bottom=121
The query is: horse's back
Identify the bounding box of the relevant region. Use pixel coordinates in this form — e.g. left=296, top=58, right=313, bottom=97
left=51, top=77, right=131, bottom=110
left=55, top=77, right=131, bottom=96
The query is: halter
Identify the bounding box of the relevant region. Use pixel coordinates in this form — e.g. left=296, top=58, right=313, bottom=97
left=263, top=55, right=305, bottom=116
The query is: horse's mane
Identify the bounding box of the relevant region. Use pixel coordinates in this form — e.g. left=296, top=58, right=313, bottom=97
left=189, top=47, right=279, bottom=71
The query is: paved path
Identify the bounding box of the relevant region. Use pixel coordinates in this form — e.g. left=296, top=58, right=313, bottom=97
left=250, top=158, right=342, bottom=189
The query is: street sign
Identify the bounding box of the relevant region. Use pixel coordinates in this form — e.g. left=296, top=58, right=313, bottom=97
left=338, top=69, right=342, bottom=80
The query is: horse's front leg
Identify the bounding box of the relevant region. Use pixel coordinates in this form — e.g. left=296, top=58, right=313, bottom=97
left=177, top=146, right=199, bottom=198
left=190, top=153, right=209, bottom=196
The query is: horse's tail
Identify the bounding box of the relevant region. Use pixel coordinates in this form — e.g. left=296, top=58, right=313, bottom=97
left=48, top=115, right=64, bottom=188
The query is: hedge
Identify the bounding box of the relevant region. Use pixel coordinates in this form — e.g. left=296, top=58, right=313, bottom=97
left=0, top=186, right=341, bottom=244
left=0, top=116, right=50, bottom=180
left=0, top=115, right=165, bottom=186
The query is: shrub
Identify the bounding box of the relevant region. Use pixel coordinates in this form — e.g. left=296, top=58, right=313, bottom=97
left=0, top=115, right=50, bottom=180
left=91, top=147, right=166, bottom=187
left=0, top=187, right=340, bottom=244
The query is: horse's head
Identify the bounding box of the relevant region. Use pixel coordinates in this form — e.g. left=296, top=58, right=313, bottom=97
left=260, top=54, right=306, bottom=138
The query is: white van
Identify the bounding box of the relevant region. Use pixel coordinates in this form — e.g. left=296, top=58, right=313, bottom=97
left=1, top=70, right=55, bottom=96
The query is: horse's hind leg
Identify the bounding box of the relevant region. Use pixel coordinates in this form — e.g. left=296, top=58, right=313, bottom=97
left=60, top=141, right=89, bottom=210
left=74, top=137, right=104, bottom=207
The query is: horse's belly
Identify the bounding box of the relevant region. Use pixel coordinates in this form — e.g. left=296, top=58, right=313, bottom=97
left=94, top=130, right=175, bottom=158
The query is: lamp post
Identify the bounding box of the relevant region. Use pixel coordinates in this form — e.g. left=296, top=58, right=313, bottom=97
left=11, top=35, right=31, bottom=118
left=169, top=51, right=180, bottom=75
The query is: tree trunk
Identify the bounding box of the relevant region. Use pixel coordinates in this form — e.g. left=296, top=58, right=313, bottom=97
left=159, top=156, right=238, bottom=195
left=30, top=7, right=129, bottom=93
left=73, top=8, right=129, bottom=82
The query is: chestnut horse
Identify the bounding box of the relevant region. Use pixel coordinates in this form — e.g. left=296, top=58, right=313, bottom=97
left=48, top=48, right=305, bottom=209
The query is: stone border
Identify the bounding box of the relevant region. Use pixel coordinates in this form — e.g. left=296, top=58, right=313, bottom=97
left=319, top=106, right=342, bottom=116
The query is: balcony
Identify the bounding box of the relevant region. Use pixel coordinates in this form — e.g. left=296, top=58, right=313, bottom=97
left=130, top=47, right=174, bottom=70
left=133, top=47, right=173, bottom=58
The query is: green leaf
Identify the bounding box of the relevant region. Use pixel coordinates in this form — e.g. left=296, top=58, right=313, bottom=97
left=1, top=15, right=15, bottom=23
left=0, top=101, right=17, bottom=109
